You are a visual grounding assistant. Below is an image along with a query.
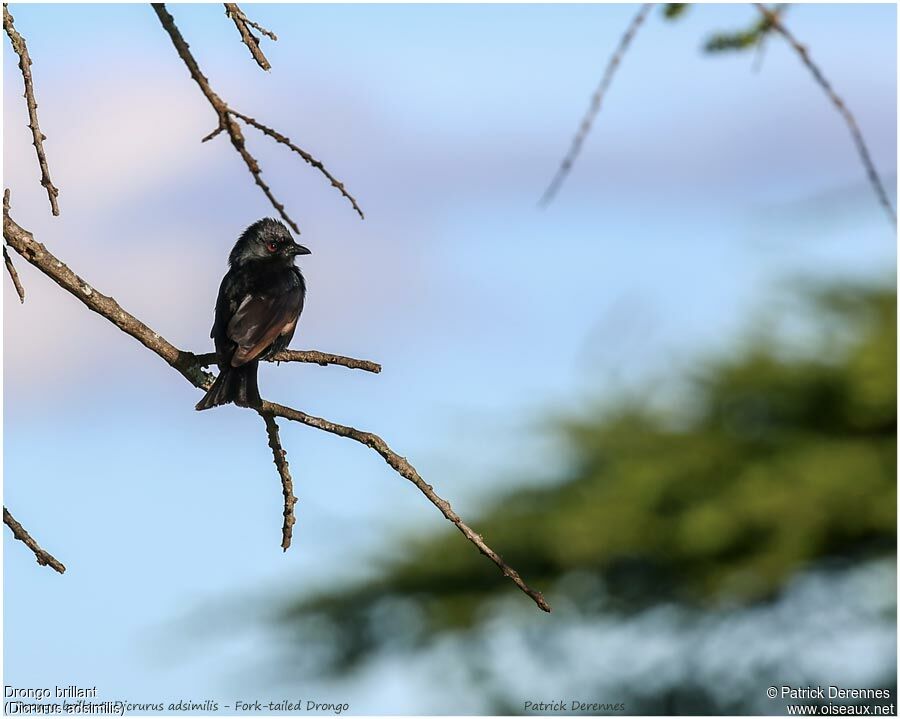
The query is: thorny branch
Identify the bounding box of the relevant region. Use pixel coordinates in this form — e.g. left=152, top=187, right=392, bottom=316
left=4, top=507, right=66, bottom=574
left=151, top=4, right=363, bottom=232
left=260, top=412, right=297, bottom=551
left=754, top=4, right=896, bottom=228
left=540, top=3, right=654, bottom=207
left=3, top=4, right=60, bottom=216
left=3, top=199, right=551, bottom=613
left=224, top=3, right=275, bottom=71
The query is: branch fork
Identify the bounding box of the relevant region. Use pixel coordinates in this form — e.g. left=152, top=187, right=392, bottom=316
left=152, top=4, right=364, bottom=233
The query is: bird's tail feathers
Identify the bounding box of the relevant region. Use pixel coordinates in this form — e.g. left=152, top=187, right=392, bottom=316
left=194, top=362, right=261, bottom=411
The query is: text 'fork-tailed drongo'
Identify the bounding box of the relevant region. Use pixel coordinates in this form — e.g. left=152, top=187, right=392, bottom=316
left=195, top=218, right=310, bottom=411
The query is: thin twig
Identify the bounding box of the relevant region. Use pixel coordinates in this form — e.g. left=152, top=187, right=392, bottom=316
left=3, top=4, right=60, bottom=216
left=540, top=3, right=654, bottom=206
left=4, top=189, right=24, bottom=302
left=4, top=507, right=65, bottom=573
left=752, top=4, right=786, bottom=73
left=230, top=110, right=365, bottom=220
left=3, top=199, right=550, bottom=613
left=152, top=4, right=363, bottom=232
left=260, top=412, right=297, bottom=551
left=224, top=3, right=273, bottom=71
left=4, top=245, right=25, bottom=303
left=196, top=349, right=382, bottom=373
left=236, top=10, right=277, bottom=41
left=754, top=4, right=896, bottom=227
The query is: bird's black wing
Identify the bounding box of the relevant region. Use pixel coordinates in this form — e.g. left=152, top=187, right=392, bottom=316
left=226, top=287, right=303, bottom=366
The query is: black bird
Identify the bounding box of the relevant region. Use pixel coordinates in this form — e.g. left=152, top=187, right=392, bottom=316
left=196, top=218, right=310, bottom=411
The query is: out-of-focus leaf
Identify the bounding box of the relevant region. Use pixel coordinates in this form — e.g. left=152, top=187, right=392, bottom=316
left=663, top=4, right=689, bottom=21
left=704, top=8, right=781, bottom=54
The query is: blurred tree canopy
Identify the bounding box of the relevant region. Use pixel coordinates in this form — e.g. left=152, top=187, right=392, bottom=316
left=273, top=281, right=895, bottom=673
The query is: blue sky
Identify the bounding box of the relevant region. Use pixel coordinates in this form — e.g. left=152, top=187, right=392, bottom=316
left=3, top=3, right=896, bottom=712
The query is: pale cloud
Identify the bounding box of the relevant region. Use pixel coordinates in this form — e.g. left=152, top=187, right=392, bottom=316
left=4, top=78, right=212, bottom=217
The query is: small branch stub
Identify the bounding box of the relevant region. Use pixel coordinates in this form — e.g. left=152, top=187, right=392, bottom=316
left=224, top=3, right=275, bottom=71
left=4, top=244, right=25, bottom=302
left=4, top=507, right=66, bottom=573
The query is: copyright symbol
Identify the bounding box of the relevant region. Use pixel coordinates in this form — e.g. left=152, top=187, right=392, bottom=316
left=767, top=687, right=778, bottom=699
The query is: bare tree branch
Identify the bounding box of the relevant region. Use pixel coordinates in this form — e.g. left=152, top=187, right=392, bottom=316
left=260, top=412, right=297, bottom=551
left=230, top=110, right=365, bottom=220
left=3, top=199, right=551, bottom=613
left=4, top=507, right=65, bottom=573
left=754, top=3, right=896, bottom=227
left=151, top=4, right=364, bottom=232
left=3, top=198, right=214, bottom=388
left=151, top=3, right=295, bottom=231
left=539, top=3, right=654, bottom=207
left=262, top=401, right=553, bottom=612
left=224, top=3, right=274, bottom=71
left=3, top=4, right=60, bottom=216
left=4, top=244, right=25, bottom=303
left=195, top=349, right=381, bottom=373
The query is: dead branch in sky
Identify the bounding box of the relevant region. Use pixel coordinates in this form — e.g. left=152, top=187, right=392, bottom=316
left=261, top=412, right=297, bottom=551
left=539, top=3, right=654, bottom=206
left=2, top=8, right=369, bottom=568
left=152, top=3, right=363, bottom=233
left=3, top=4, right=60, bottom=216
left=545, top=3, right=895, bottom=231
left=754, top=3, right=896, bottom=227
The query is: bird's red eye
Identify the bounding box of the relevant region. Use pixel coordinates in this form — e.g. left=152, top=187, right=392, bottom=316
left=266, top=242, right=278, bottom=253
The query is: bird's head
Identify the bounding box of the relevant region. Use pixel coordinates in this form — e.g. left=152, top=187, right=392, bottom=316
left=229, top=218, right=311, bottom=266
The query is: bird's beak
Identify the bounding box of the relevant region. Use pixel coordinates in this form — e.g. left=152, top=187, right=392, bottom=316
left=291, top=243, right=311, bottom=256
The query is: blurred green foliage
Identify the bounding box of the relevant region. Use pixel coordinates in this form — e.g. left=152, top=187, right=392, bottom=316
left=662, top=3, right=783, bottom=55
left=703, top=12, right=778, bottom=54
left=277, top=283, right=896, bottom=669
left=662, top=4, right=689, bottom=21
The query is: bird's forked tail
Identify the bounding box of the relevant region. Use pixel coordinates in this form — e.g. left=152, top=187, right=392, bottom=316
left=195, top=361, right=261, bottom=411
